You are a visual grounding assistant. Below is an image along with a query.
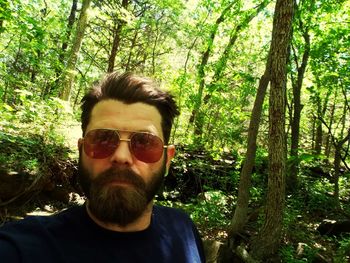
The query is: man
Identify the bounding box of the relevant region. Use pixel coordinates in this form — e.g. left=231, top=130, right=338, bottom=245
left=0, top=72, right=205, bottom=262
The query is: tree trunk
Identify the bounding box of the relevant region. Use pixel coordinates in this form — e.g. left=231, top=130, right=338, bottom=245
left=320, top=119, right=350, bottom=209
left=228, top=51, right=271, bottom=237
left=151, top=14, right=163, bottom=75
left=289, top=17, right=310, bottom=189
left=325, top=86, right=339, bottom=157
left=61, top=0, right=78, bottom=64
left=60, top=0, right=92, bottom=101
left=333, top=99, right=350, bottom=208
left=311, top=115, right=316, bottom=149
left=44, top=0, right=78, bottom=98
left=107, top=0, right=129, bottom=73
left=325, top=101, right=335, bottom=158
left=219, top=1, right=273, bottom=237
left=125, top=29, right=139, bottom=71
left=203, top=0, right=270, bottom=105
left=333, top=143, right=342, bottom=209
left=190, top=2, right=235, bottom=144
left=314, top=118, right=323, bottom=154
left=194, top=1, right=269, bottom=144
left=314, top=84, right=333, bottom=154
left=250, top=0, right=293, bottom=259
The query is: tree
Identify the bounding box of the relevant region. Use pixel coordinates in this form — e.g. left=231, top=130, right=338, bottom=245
left=321, top=116, right=350, bottom=209
left=107, top=0, right=129, bottom=73
left=288, top=0, right=311, bottom=189
left=307, top=1, right=349, bottom=157
left=189, top=1, right=236, bottom=145
left=45, top=0, right=78, bottom=97
left=228, top=51, right=271, bottom=237
left=250, top=0, right=293, bottom=259
left=60, top=0, right=92, bottom=101
left=195, top=0, right=271, bottom=144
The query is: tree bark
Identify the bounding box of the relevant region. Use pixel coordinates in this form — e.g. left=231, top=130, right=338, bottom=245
left=61, top=0, right=78, bottom=64
left=289, top=11, right=310, bottom=189
left=228, top=50, right=271, bottom=237
left=227, top=0, right=274, bottom=238
left=60, top=0, right=92, bottom=101
left=250, top=0, right=293, bottom=259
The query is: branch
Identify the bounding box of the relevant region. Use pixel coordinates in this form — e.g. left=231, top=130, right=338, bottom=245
left=341, top=83, right=350, bottom=112
left=318, top=116, right=337, bottom=146
left=0, top=172, right=47, bottom=207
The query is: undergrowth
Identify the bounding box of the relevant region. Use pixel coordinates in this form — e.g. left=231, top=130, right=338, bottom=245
left=1, top=91, right=350, bottom=261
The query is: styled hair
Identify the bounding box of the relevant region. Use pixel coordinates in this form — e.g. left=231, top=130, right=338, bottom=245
left=80, top=72, right=179, bottom=144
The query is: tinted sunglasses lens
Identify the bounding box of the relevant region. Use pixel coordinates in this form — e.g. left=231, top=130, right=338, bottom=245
left=131, top=133, right=164, bottom=163
left=84, top=129, right=119, bottom=159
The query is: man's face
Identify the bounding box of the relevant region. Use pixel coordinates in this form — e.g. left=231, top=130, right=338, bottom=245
left=78, top=99, right=175, bottom=226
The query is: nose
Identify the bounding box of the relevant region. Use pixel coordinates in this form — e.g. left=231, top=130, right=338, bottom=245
left=109, top=139, right=133, bottom=165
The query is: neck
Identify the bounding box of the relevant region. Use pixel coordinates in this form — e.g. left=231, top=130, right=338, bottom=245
left=86, top=201, right=153, bottom=232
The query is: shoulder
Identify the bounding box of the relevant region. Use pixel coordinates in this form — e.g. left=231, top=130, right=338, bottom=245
left=153, top=205, right=190, bottom=217
left=0, top=205, right=86, bottom=261
left=152, top=205, right=206, bottom=262
left=0, top=205, right=84, bottom=240
left=153, top=205, right=193, bottom=223
left=0, top=237, right=21, bottom=262
left=152, top=204, right=198, bottom=233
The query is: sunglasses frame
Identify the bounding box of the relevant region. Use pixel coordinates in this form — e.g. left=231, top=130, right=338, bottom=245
left=82, top=128, right=168, bottom=162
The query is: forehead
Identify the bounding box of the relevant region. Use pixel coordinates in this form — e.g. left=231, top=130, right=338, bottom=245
left=87, top=99, right=163, bottom=136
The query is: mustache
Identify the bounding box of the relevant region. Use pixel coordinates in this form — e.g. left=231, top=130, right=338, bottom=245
left=92, top=167, right=146, bottom=189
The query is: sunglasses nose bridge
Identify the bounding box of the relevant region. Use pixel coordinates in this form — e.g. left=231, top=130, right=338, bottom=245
left=118, top=138, right=131, bottom=147
left=119, top=138, right=131, bottom=143
left=116, top=137, right=132, bottom=149
left=108, top=137, right=134, bottom=164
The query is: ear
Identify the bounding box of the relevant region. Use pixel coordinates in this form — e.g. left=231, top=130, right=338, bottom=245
left=78, top=138, right=83, bottom=150
left=165, top=145, right=175, bottom=170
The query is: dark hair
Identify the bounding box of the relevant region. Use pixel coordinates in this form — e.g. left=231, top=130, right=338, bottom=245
left=81, top=72, right=179, bottom=144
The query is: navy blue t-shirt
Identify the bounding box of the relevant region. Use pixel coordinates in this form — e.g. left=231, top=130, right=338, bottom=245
left=0, top=205, right=205, bottom=263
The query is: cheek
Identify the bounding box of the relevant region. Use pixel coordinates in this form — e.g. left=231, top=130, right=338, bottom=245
left=81, top=154, right=108, bottom=178
left=142, top=162, right=165, bottom=181
left=128, top=160, right=155, bottom=180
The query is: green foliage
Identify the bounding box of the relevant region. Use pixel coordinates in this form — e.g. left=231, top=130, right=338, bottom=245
left=0, top=0, right=349, bottom=260
left=170, top=146, right=239, bottom=199
left=334, top=236, right=350, bottom=262
left=280, top=245, right=300, bottom=262
left=1, top=90, right=71, bottom=140
left=0, top=90, right=75, bottom=174
left=280, top=243, right=321, bottom=262
left=158, top=190, right=233, bottom=228
left=187, top=191, right=233, bottom=227
left=303, top=178, right=337, bottom=215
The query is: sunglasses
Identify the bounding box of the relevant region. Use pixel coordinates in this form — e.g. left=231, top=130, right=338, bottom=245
left=82, top=128, right=167, bottom=163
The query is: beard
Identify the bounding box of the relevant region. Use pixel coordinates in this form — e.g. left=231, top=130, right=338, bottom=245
left=77, top=154, right=166, bottom=227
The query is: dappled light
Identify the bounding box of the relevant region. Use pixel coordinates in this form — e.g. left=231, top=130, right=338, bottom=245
left=0, top=0, right=350, bottom=261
